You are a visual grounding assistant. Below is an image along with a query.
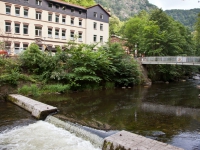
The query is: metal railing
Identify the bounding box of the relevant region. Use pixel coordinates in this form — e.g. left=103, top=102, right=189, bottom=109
left=141, top=56, right=200, bottom=65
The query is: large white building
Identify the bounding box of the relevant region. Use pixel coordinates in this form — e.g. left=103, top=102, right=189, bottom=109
left=0, top=0, right=110, bottom=55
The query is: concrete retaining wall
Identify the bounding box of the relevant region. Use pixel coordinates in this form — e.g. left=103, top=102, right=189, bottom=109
left=103, top=130, right=183, bottom=150
left=8, top=94, right=57, bottom=119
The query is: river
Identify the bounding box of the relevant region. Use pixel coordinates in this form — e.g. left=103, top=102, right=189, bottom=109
left=1, top=80, right=200, bottom=150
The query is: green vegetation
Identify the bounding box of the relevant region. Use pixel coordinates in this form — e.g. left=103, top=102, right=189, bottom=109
left=165, top=9, right=200, bottom=31
left=0, top=42, right=141, bottom=96
left=121, top=9, right=197, bottom=81
left=62, top=0, right=95, bottom=7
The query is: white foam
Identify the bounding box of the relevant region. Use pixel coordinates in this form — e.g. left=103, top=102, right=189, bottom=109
left=0, top=121, right=101, bottom=150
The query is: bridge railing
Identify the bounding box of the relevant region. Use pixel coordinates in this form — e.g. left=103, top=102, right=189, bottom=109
left=141, top=56, right=200, bottom=65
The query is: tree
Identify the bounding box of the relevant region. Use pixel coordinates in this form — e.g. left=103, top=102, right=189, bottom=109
left=109, top=15, right=123, bottom=36
left=194, top=13, right=200, bottom=55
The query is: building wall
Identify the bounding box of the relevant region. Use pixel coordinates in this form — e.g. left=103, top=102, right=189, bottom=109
left=0, top=0, right=110, bottom=55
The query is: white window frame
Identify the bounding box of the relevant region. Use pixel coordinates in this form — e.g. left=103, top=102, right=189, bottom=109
left=100, top=36, right=103, bottom=43
left=93, top=35, right=97, bottom=42
left=78, top=32, right=82, bottom=42
left=62, top=16, right=66, bottom=24
left=48, top=14, right=52, bottom=21
left=23, top=43, right=28, bottom=50
left=79, top=20, right=82, bottom=27
left=55, top=29, right=59, bottom=39
left=62, top=30, right=66, bottom=39
left=100, top=14, right=103, bottom=19
left=24, top=9, right=28, bottom=18
left=94, top=12, right=97, bottom=18
left=15, top=7, right=20, bottom=16
left=15, top=23, right=20, bottom=34
left=93, top=22, right=97, bottom=30
left=36, top=0, right=42, bottom=6
left=48, top=28, right=52, bottom=38
left=5, top=22, right=11, bottom=33
left=36, top=11, right=41, bottom=20
left=35, top=26, right=42, bottom=36
left=70, top=31, right=74, bottom=40
left=14, top=43, right=20, bottom=54
left=55, top=15, right=59, bottom=23
left=6, top=6, right=11, bottom=15
left=100, top=24, right=103, bottom=31
left=71, top=18, right=74, bottom=26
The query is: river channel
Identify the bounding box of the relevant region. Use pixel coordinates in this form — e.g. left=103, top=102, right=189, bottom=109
left=1, top=80, right=200, bottom=150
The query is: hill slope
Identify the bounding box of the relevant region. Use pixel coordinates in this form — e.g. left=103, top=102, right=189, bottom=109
left=165, top=9, right=200, bottom=31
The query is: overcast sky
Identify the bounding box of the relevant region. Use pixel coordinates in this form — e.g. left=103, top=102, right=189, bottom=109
left=148, top=0, right=200, bottom=10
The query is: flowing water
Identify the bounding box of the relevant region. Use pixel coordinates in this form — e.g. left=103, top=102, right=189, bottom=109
left=1, top=80, right=200, bottom=150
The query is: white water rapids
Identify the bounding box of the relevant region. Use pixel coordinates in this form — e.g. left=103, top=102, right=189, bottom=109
left=0, top=119, right=101, bottom=150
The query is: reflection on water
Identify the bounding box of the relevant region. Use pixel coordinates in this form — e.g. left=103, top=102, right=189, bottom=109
left=0, top=100, right=36, bottom=132
left=35, top=80, right=200, bottom=150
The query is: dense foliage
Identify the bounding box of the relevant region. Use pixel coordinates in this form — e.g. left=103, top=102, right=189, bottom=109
left=122, top=9, right=197, bottom=81
left=62, top=0, right=95, bottom=7
left=165, top=9, right=200, bottom=31
left=0, top=43, right=141, bottom=95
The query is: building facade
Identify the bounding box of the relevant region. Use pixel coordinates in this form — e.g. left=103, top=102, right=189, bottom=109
left=0, top=0, right=110, bottom=55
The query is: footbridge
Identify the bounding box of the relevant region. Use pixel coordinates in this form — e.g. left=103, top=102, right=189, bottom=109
left=141, top=56, right=200, bottom=66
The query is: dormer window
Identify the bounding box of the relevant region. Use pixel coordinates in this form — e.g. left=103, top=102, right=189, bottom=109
left=56, top=5, right=59, bottom=9
left=36, top=0, right=42, bottom=6
left=62, top=6, right=66, bottom=10
left=24, top=0, right=29, bottom=3
left=94, top=12, right=97, bottom=18
left=79, top=10, right=82, bottom=15
left=48, top=3, right=52, bottom=8
left=100, top=14, right=103, bottom=19
left=71, top=8, right=75, bottom=13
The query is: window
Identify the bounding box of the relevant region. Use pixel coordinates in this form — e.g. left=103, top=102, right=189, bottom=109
left=93, top=35, right=97, bottom=42
left=100, top=14, right=103, bottom=19
left=55, top=15, right=59, bottom=23
left=24, top=9, right=28, bottom=18
left=36, top=0, right=42, bottom=6
left=5, top=22, right=11, bottom=33
left=48, top=14, right=52, bottom=21
left=6, top=6, right=11, bottom=15
left=62, top=30, right=66, bottom=39
left=36, top=11, right=41, bottom=20
left=15, top=23, right=20, bottom=34
left=93, top=22, right=97, bottom=30
left=62, top=6, right=66, bottom=10
left=100, top=24, right=103, bottom=31
left=79, top=10, right=82, bottom=15
left=48, top=28, right=52, bottom=38
left=23, top=24, right=28, bottom=34
left=79, top=20, right=82, bottom=27
left=35, top=26, right=42, bottom=36
left=55, top=29, right=59, bottom=39
left=94, top=12, right=97, bottom=18
left=70, top=31, right=74, bottom=40
left=56, top=5, right=59, bottom=9
left=71, top=8, right=75, bottom=13
left=23, top=43, right=28, bottom=50
left=38, top=44, right=42, bottom=50
left=14, top=43, right=20, bottom=54
left=62, top=16, right=66, bottom=24
left=100, top=36, right=103, bottom=43
left=71, top=18, right=74, bottom=25
left=78, top=32, right=82, bottom=42
left=15, top=7, right=20, bottom=16
left=5, top=42, right=11, bottom=52
left=48, top=3, right=52, bottom=8
left=24, top=0, right=29, bottom=3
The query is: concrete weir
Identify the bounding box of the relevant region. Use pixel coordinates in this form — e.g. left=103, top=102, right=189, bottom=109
left=8, top=94, right=57, bottom=119
left=103, top=130, right=183, bottom=150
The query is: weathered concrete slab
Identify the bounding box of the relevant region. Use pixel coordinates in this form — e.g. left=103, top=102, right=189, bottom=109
left=103, top=130, right=183, bottom=150
left=8, top=94, right=57, bottom=119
